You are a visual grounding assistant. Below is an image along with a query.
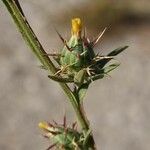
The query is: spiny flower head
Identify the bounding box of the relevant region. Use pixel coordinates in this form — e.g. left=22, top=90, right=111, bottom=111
left=48, top=17, right=128, bottom=88
left=39, top=119, right=84, bottom=149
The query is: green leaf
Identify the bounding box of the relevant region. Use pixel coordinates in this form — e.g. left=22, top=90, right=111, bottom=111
left=48, top=75, right=74, bottom=83
left=74, top=70, right=86, bottom=85
left=103, top=63, right=120, bottom=74
left=108, top=46, right=128, bottom=56
left=77, top=83, right=89, bottom=103
left=98, top=46, right=128, bottom=68
left=91, top=74, right=104, bottom=81
left=89, top=63, right=120, bottom=82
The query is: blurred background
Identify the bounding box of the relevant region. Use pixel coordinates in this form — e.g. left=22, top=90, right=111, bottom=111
left=0, top=0, right=150, bottom=150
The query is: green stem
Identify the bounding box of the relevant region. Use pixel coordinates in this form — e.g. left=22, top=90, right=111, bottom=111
left=2, top=0, right=96, bottom=148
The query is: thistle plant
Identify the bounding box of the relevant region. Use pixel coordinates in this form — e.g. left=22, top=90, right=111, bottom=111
left=2, top=0, right=128, bottom=149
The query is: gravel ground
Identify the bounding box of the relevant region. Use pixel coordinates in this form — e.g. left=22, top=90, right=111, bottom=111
left=0, top=1, right=150, bottom=150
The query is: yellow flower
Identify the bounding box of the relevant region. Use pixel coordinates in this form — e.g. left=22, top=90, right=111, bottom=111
left=38, top=122, right=49, bottom=131
left=71, top=18, right=82, bottom=37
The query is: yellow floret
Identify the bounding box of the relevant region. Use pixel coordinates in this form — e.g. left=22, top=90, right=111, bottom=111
left=38, top=122, right=49, bottom=130
left=71, top=18, right=82, bottom=36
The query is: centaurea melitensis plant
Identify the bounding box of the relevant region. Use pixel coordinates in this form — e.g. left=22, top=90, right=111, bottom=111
left=1, top=0, right=128, bottom=149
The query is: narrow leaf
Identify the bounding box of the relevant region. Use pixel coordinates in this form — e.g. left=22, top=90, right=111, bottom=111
left=91, top=74, right=104, bottom=81
left=103, top=63, right=120, bottom=74
left=98, top=46, right=128, bottom=68
left=48, top=75, right=73, bottom=83
left=77, top=83, right=89, bottom=102
left=108, top=46, right=129, bottom=56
